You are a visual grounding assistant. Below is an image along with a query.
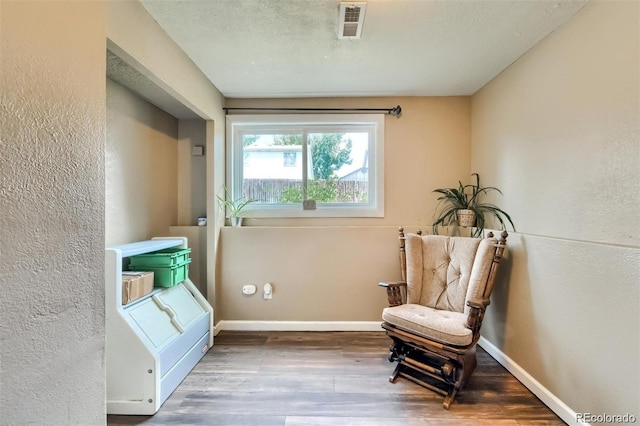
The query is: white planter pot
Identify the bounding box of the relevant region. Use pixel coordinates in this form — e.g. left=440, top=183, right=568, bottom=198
left=231, top=216, right=243, bottom=227
left=457, top=209, right=476, bottom=228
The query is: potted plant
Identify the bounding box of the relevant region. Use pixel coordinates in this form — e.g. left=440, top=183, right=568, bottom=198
left=432, top=173, right=515, bottom=237
left=216, top=186, right=256, bottom=227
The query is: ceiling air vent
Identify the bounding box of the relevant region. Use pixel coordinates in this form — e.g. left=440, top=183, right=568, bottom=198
left=338, top=2, right=367, bottom=39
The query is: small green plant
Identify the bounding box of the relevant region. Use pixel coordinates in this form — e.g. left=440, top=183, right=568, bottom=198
left=216, top=186, right=256, bottom=224
left=279, top=178, right=339, bottom=203
left=432, top=173, right=515, bottom=237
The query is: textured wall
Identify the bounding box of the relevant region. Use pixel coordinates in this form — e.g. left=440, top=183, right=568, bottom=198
left=106, top=79, right=179, bottom=247
left=0, top=1, right=106, bottom=424
left=473, top=1, right=639, bottom=420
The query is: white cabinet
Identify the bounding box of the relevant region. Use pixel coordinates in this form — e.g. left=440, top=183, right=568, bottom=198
left=105, top=237, right=213, bottom=415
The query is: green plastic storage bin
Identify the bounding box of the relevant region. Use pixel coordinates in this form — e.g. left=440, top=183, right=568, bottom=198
left=128, top=247, right=191, bottom=268
left=128, top=259, right=191, bottom=288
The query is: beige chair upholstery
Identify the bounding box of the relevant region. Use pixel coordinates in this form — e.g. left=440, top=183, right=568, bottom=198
left=380, top=228, right=508, bottom=409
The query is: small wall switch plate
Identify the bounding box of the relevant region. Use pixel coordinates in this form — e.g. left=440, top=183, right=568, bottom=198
left=192, top=145, right=204, bottom=156
left=242, top=284, right=257, bottom=295
left=263, top=283, right=273, bottom=300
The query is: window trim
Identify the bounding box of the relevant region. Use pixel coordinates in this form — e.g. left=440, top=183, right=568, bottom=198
left=226, top=114, right=384, bottom=218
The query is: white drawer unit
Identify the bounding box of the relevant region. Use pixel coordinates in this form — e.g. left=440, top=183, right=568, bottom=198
left=105, top=237, right=213, bottom=415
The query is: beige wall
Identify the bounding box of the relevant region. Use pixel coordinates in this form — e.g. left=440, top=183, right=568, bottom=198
left=472, top=1, right=639, bottom=419
left=220, top=226, right=402, bottom=321
left=220, top=97, right=470, bottom=321
left=224, top=97, right=471, bottom=227
left=0, top=1, right=106, bottom=424
left=177, top=120, right=208, bottom=226
left=106, top=79, right=179, bottom=246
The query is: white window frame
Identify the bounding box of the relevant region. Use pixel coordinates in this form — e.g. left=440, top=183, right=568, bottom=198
left=226, top=114, right=384, bottom=218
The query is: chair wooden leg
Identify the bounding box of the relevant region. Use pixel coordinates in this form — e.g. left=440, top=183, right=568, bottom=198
left=389, top=361, right=402, bottom=383
left=443, top=387, right=457, bottom=410
left=457, top=348, right=477, bottom=388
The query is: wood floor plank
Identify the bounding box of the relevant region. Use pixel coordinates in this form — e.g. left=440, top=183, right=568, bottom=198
left=284, top=417, right=520, bottom=426
left=177, top=371, right=335, bottom=393
left=175, top=390, right=437, bottom=417
left=334, top=374, right=434, bottom=394
left=108, top=414, right=286, bottom=426
left=107, top=331, right=565, bottom=425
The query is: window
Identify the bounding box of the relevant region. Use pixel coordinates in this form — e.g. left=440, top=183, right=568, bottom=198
left=283, top=152, right=296, bottom=167
left=226, top=114, right=384, bottom=217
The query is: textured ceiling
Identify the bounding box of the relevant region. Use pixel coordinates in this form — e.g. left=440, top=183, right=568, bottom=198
left=106, top=50, right=200, bottom=119
left=140, top=0, right=588, bottom=98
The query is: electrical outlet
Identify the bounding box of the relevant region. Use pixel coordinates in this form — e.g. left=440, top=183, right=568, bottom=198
left=192, top=145, right=204, bottom=156
left=242, top=284, right=257, bottom=295
left=263, top=283, right=273, bottom=300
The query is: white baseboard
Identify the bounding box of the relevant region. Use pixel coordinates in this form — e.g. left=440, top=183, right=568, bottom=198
left=478, top=336, right=583, bottom=426
left=213, top=320, right=383, bottom=336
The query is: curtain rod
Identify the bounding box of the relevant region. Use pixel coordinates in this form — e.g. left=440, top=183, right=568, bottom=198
left=222, top=105, right=402, bottom=118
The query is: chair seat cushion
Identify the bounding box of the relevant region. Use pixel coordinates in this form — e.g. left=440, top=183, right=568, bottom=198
left=382, top=304, right=472, bottom=347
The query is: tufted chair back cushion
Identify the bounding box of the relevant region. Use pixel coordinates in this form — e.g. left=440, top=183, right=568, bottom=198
left=405, top=234, right=497, bottom=314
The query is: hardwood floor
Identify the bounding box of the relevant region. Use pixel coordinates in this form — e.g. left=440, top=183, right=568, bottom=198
left=107, top=331, right=565, bottom=426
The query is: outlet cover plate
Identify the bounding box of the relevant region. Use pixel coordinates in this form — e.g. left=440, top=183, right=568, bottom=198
left=242, top=284, right=257, bottom=295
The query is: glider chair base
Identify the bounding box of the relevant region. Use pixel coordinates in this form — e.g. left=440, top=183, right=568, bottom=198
left=383, top=322, right=477, bottom=409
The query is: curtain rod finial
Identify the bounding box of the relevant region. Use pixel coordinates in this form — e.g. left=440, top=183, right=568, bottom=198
left=390, top=105, right=402, bottom=118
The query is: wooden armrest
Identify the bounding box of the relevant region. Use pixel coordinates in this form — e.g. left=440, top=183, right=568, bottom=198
left=378, top=281, right=406, bottom=288
left=465, top=298, right=490, bottom=333
left=466, top=298, right=490, bottom=310
left=379, top=281, right=406, bottom=307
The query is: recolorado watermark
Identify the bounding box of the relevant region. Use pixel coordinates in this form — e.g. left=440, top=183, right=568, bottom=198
left=576, top=412, right=637, bottom=424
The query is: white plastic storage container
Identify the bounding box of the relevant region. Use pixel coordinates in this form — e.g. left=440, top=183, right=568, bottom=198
left=105, top=237, right=213, bottom=415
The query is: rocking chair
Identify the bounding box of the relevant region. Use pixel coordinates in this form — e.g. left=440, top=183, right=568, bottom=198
left=379, top=227, right=508, bottom=409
